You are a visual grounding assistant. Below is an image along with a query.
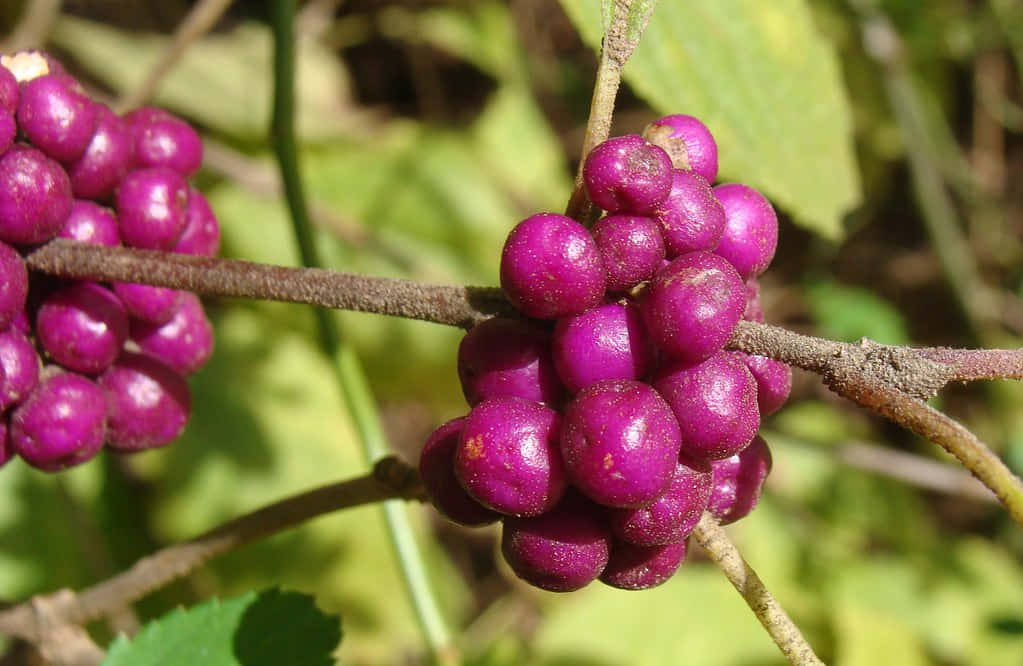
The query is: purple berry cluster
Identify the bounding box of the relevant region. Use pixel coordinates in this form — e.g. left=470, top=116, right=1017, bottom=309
left=421, top=114, right=791, bottom=593
left=0, top=51, right=220, bottom=472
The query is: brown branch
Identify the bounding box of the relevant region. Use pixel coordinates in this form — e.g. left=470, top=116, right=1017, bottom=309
left=915, top=347, right=1023, bottom=382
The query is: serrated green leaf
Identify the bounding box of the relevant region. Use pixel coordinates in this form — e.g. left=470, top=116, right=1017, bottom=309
left=560, top=0, right=861, bottom=238
left=102, top=588, right=341, bottom=666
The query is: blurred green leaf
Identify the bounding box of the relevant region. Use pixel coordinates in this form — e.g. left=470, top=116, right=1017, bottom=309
left=103, top=588, right=341, bottom=666
left=806, top=280, right=910, bottom=344
left=559, top=0, right=861, bottom=238
left=833, top=601, right=928, bottom=666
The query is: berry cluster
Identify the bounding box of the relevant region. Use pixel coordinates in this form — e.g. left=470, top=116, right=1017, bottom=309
left=0, top=51, right=219, bottom=472
left=421, top=114, right=790, bottom=592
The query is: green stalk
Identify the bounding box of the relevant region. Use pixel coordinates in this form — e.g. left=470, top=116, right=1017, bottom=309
left=268, top=1, right=458, bottom=662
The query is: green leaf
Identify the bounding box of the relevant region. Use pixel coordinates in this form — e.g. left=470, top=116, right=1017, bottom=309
left=805, top=280, right=910, bottom=345
left=559, top=0, right=861, bottom=238
left=103, top=588, right=341, bottom=666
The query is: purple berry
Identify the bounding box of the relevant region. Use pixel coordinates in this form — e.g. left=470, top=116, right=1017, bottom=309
left=115, top=166, right=189, bottom=250
left=126, top=107, right=202, bottom=177
left=561, top=379, right=681, bottom=508
left=712, top=184, right=778, bottom=280
left=455, top=396, right=566, bottom=517
left=708, top=435, right=772, bottom=524
left=0, top=144, right=72, bottom=244
left=418, top=417, right=500, bottom=526
left=100, top=352, right=191, bottom=452
left=654, top=169, right=725, bottom=257
left=173, top=187, right=220, bottom=257
left=591, top=214, right=665, bottom=292
left=113, top=282, right=183, bottom=325
left=500, top=213, right=605, bottom=320
left=0, top=241, right=28, bottom=329
left=16, top=74, right=98, bottom=163
left=0, top=418, right=10, bottom=468
left=653, top=352, right=760, bottom=462
left=639, top=251, right=745, bottom=364
left=552, top=303, right=652, bottom=394
left=10, top=371, right=106, bottom=471
left=457, top=317, right=563, bottom=406
left=59, top=200, right=120, bottom=246
left=583, top=135, right=673, bottom=214
left=36, top=282, right=129, bottom=375
left=0, top=64, right=17, bottom=113
left=607, top=457, right=712, bottom=546
left=741, top=353, right=792, bottom=417
left=130, top=293, right=214, bottom=375
left=66, top=105, right=133, bottom=201
left=501, top=492, right=611, bottom=592
left=600, top=540, right=687, bottom=590
left=644, top=114, right=719, bottom=183
left=743, top=279, right=764, bottom=322
left=0, top=327, right=40, bottom=410
left=0, top=110, right=14, bottom=155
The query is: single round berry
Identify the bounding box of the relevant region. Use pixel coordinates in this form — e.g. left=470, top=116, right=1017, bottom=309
left=654, top=169, right=725, bottom=257
left=741, top=353, right=792, bottom=417
left=0, top=110, right=14, bottom=155
left=455, top=396, right=566, bottom=517
left=583, top=135, right=673, bottom=214
left=561, top=379, right=681, bottom=508
left=500, top=213, right=605, bottom=320
left=0, top=240, right=28, bottom=329
left=552, top=302, right=652, bottom=394
left=36, top=282, right=129, bottom=375
left=418, top=417, right=500, bottom=526
left=644, top=114, right=719, bottom=183
left=653, top=352, right=760, bottom=462
left=639, top=251, right=745, bottom=364
left=115, top=166, right=189, bottom=250
left=501, top=492, right=611, bottom=592
left=457, top=317, right=562, bottom=406
left=591, top=214, right=665, bottom=292
left=59, top=200, right=120, bottom=246
left=66, top=104, right=133, bottom=201
left=10, top=371, right=106, bottom=471
left=113, top=282, right=183, bottom=325
left=0, top=64, right=17, bottom=113
left=16, top=74, right=98, bottom=163
left=0, top=144, right=72, bottom=244
left=599, top=540, right=688, bottom=590
left=127, top=107, right=202, bottom=177
left=100, top=352, right=191, bottom=452
left=174, top=187, right=220, bottom=257
left=712, top=183, right=778, bottom=280
left=607, top=457, right=712, bottom=546
left=708, top=434, right=772, bottom=524
left=0, top=327, right=40, bottom=410
left=130, top=293, right=214, bottom=375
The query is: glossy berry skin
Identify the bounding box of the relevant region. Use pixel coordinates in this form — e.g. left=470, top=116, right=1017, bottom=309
left=16, top=74, right=98, bottom=163
left=115, top=166, right=189, bottom=250
left=639, top=251, right=745, bottom=364
left=114, top=282, right=183, bottom=325
left=66, top=105, right=133, bottom=200
left=0, top=144, right=72, bottom=244
left=0, top=327, right=40, bottom=410
left=0, top=241, right=27, bottom=330
left=10, top=372, right=106, bottom=471
left=500, top=213, right=605, bottom=320
left=653, top=352, right=760, bottom=462
left=561, top=380, right=681, bottom=508
left=457, top=317, right=562, bottom=406
left=0, top=64, right=17, bottom=113
left=644, top=114, right=718, bottom=183
left=127, top=107, right=202, bottom=177
left=100, top=352, right=191, bottom=451
left=130, top=293, right=214, bottom=375
left=592, top=214, right=665, bottom=293
left=455, top=396, right=566, bottom=517
left=174, top=187, right=220, bottom=257
left=37, top=282, right=129, bottom=375
left=708, top=434, right=772, bottom=524
left=583, top=135, right=673, bottom=214
left=654, top=169, right=725, bottom=257
left=59, top=200, right=120, bottom=246
left=600, top=540, right=687, bottom=590
left=552, top=303, right=652, bottom=394
left=742, top=353, right=792, bottom=417
left=712, top=184, right=778, bottom=280
left=418, top=417, right=500, bottom=526
left=0, top=110, right=14, bottom=154
left=501, top=492, right=611, bottom=592
left=607, top=457, right=712, bottom=546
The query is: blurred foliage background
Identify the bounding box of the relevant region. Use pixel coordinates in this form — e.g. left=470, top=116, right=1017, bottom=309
left=2, top=0, right=1023, bottom=664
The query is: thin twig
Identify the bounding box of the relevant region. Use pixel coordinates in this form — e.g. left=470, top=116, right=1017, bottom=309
left=1, top=0, right=62, bottom=52
left=691, top=514, right=825, bottom=666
